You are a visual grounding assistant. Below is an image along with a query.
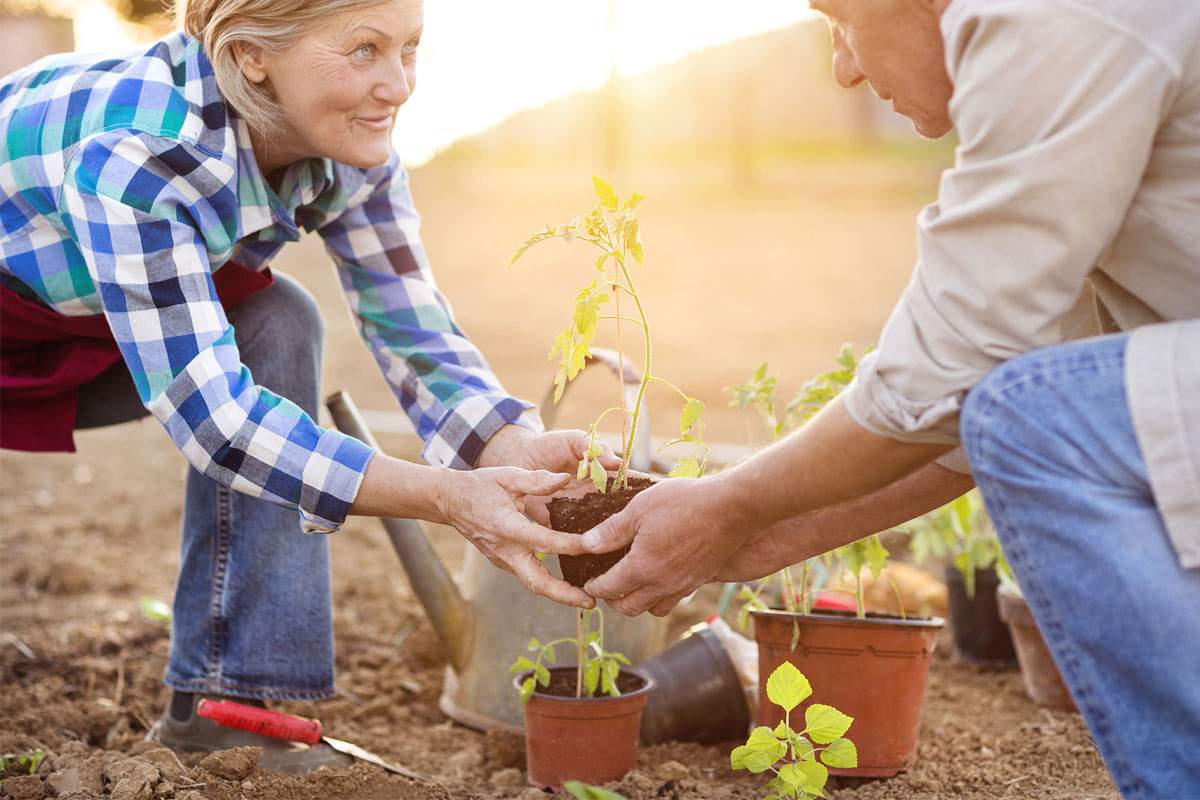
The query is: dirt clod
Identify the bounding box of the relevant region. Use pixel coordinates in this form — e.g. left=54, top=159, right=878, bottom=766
left=655, top=760, right=690, bottom=781
left=137, top=750, right=188, bottom=784
left=549, top=478, right=653, bottom=587
left=196, top=747, right=260, bottom=781
left=488, top=767, right=524, bottom=787
left=1, top=775, right=46, bottom=800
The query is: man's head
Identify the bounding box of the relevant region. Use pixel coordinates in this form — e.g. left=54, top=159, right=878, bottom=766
left=810, top=0, right=954, bottom=138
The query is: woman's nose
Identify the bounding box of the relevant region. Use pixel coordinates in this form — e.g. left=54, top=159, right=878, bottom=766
left=376, top=60, right=414, bottom=106
left=831, top=30, right=865, bottom=89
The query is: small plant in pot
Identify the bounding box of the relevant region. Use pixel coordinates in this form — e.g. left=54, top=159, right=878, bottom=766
left=908, top=490, right=1018, bottom=666
left=729, top=351, right=944, bottom=778
left=506, top=177, right=706, bottom=788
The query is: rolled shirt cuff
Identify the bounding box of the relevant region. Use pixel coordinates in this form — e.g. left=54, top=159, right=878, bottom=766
left=842, top=350, right=965, bottom=446
left=298, top=430, right=376, bottom=534
left=421, top=394, right=543, bottom=470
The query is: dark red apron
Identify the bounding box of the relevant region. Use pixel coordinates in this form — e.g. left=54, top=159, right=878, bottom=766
left=0, top=264, right=273, bottom=452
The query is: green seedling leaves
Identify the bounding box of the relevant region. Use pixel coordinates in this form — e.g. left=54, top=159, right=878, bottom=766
left=140, top=596, right=171, bottom=625
left=804, top=704, right=853, bottom=744
left=794, top=758, right=829, bottom=796
left=623, top=192, right=646, bottom=210
left=730, top=727, right=788, bottom=773
left=819, top=737, right=858, bottom=768
left=680, top=397, right=705, bottom=434
left=668, top=456, right=702, bottom=478
left=584, top=659, right=601, bottom=696
left=564, top=781, right=629, bottom=800
left=509, top=656, right=536, bottom=674
left=593, top=176, right=619, bottom=210
left=590, top=458, right=608, bottom=493
left=766, top=661, right=812, bottom=713
left=519, top=677, right=536, bottom=703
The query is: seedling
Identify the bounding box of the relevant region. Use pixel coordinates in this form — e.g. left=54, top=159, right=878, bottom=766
left=729, top=347, right=889, bottom=621
left=0, top=749, right=45, bottom=776
left=908, top=490, right=1012, bottom=598
left=564, top=781, right=628, bottom=800
left=731, top=661, right=857, bottom=799
left=510, top=607, right=631, bottom=702
left=510, top=177, right=708, bottom=489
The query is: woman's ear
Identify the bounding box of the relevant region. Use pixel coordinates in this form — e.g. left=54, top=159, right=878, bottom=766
left=232, top=41, right=269, bottom=84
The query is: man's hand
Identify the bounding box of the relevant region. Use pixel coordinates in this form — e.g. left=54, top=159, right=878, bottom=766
left=477, top=425, right=621, bottom=524
left=439, top=466, right=597, bottom=608
left=580, top=477, right=753, bottom=617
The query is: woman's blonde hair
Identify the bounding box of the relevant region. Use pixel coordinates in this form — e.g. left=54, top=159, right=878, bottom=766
left=176, top=0, right=386, bottom=135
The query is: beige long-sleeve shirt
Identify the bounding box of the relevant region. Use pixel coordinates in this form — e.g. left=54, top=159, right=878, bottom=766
left=842, top=0, right=1200, bottom=568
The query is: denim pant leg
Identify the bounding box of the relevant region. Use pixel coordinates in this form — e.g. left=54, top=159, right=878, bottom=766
left=166, top=273, right=337, bottom=701
left=961, top=334, right=1200, bottom=799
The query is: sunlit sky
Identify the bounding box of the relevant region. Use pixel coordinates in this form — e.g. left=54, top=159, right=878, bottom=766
left=66, top=1, right=817, bottom=165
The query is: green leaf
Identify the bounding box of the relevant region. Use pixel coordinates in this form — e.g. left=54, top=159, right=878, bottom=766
left=804, top=704, right=853, bottom=744
left=595, top=252, right=612, bottom=271
left=776, top=763, right=804, bottom=789
left=629, top=239, right=644, bottom=265
left=795, top=757, right=830, bottom=796
left=791, top=733, right=815, bottom=762
left=563, top=781, right=629, bottom=800
left=730, top=745, right=776, bottom=774
left=140, top=596, right=171, bottom=624
left=519, top=677, right=536, bottom=703
left=863, top=535, right=889, bottom=579
left=584, top=659, right=601, bottom=695
left=528, top=637, right=540, bottom=651
left=668, top=457, right=701, bottom=478
left=819, top=737, right=858, bottom=768
left=577, top=457, right=589, bottom=480
left=765, top=661, right=812, bottom=713
left=623, top=192, right=646, bottom=210
left=590, top=458, right=608, bottom=493
left=773, top=721, right=790, bottom=740
left=679, top=397, right=705, bottom=434
left=593, top=176, right=619, bottom=210
left=534, top=663, right=551, bottom=686
left=509, top=656, right=536, bottom=674
left=611, top=651, right=631, bottom=665
left=543, top=647, right=557, bottom=664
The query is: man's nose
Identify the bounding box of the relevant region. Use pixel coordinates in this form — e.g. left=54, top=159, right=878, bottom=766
left=831, top=30, right=865, bottom=89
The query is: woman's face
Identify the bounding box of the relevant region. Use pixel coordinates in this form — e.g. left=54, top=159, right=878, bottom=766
left=241, top=0, right=423, bottom=169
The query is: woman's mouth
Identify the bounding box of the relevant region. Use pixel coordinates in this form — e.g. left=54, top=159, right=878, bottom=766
left=355, top=114, right=393, bottom=131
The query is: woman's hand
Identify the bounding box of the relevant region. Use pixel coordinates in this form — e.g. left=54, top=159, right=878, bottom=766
left=437, top=466, right=597, bottom=608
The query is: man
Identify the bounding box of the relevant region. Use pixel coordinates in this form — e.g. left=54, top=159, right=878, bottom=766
left=577, top=1, right=1199, bottom=796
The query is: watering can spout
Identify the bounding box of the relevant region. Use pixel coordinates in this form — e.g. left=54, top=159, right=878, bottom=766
left=325, top=391, right=472, bottom=674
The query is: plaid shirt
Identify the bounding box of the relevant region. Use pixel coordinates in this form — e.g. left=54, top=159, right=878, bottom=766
left=0, top=33, right=539, bottom=533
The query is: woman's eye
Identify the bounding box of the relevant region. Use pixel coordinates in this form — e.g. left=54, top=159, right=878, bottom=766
left=402, top=39, right=420, bottom=56
left=353, top=44, right=376, bottom=60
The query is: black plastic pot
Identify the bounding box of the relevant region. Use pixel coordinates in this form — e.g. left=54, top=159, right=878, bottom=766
left=945, top=565, right=1017, bottom=667
left=638, top=628, right=750, bottom=744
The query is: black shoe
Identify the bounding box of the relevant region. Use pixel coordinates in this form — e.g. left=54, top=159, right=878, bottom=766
left=146, top=692, right=353, bottom=775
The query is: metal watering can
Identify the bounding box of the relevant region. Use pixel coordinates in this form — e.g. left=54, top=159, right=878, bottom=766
left=325, top=350, right=669, bottom=732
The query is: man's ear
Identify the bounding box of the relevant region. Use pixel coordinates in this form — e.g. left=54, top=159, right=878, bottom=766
left=232, top=41, right=269, bottom=84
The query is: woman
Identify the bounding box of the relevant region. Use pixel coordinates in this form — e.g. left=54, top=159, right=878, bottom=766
left=0, top=0, right=600, bottom=772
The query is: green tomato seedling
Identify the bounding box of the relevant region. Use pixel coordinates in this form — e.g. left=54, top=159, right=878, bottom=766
left=511, top=606, right=631, bottom=703
left=731, top=662, right=857, bottom=799
left=564, top=780, right=629, bottom=800
left=510, top=177, right=709, bottom=490
left=907, top=489, right=1012, bottom=598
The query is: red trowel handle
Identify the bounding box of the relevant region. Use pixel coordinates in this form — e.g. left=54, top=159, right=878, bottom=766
left=197, top=699, right=323, bottom=745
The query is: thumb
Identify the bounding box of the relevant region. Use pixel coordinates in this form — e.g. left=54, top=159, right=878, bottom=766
left=507, top=469, right=572, bottom=497
left=581, top=508, right=636, bottom=554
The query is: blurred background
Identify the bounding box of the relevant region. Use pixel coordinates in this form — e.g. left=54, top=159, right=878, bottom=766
left=1, top=0, right=956, bottom=451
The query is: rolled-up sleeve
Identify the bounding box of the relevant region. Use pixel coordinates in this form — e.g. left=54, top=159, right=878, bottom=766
left=60, top=131, right=374, bottom=533
left=843, top=2, right=1174, bottom=443
left=319, top=155, right=540, bottom=470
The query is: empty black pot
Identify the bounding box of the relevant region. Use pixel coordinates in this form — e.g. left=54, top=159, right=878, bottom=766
left=945, top=565, right=1017, bottom=666
left=638, top=627, right=750, bottom=744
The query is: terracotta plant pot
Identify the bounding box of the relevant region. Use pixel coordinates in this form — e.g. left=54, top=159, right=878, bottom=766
left=751, top=608, right=943, bottom=778
left=945, top=565, right=1017, bottom=667
left=517, top=667, right=653, bottom=789
left=996, top=586, right=1076, bottom=711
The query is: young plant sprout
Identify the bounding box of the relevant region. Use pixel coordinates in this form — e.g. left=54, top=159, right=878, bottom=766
left=729, top=346, right=889, bottom=621
left=730, top=661, right=857, bottom=799
left=510, top=176, right=709, bottom=489
left=908, top=489, right=1013, bottom=598
left=510, top=607, right=631, bottom=703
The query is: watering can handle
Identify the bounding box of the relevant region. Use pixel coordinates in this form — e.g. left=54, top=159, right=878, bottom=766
left=538, top=347, right=654, bottom=473
left=325, top=391, right=472, bottom=674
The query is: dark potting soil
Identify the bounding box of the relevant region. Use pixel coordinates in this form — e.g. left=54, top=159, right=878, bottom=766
left=537, top=670, right=646, bottom=699
left=549, top=477, right=654, bottom=588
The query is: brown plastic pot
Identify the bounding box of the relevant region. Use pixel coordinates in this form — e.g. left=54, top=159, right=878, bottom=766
left=517, top=667, right=653, bottom=789
left=638, top=627, right=750, bottom=744
left=996, top=586, right=1076, bottom=711
left=752, top=608, right=943, bottom=778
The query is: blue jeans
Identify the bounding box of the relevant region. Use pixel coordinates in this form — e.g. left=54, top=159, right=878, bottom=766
left=77, top=273, right=336, bottom=700
left=961, top=333, right=1200, bottom=799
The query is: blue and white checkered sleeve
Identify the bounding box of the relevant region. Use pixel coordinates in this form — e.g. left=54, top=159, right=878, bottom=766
left=319, top=154, right=541, bottom=470
left=59, top=130, right=375, bottom=532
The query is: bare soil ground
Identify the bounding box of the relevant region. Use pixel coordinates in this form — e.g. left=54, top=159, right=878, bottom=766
left=1, top=159, right=1116, bottom=799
